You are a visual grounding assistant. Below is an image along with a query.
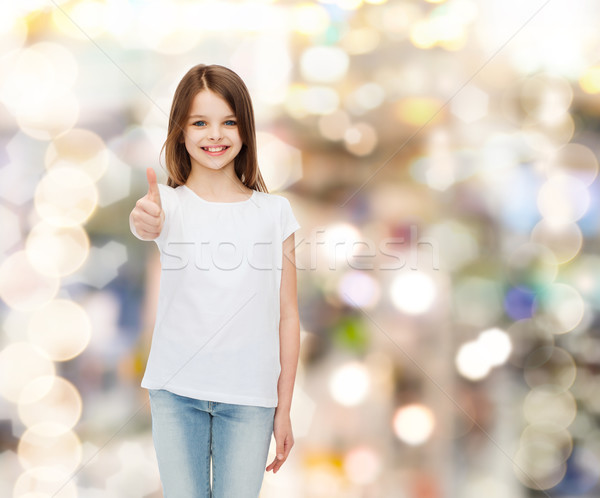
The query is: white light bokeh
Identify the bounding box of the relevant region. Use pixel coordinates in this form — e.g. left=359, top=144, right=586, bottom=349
left=28, top=299, right=92, bottom=362
left=478, top=328, right=512, bottom=367
left=393, top=404, right=435, bottom=446
left=34, top=167, right=98, bottom=227
left=329, top=361, right=371, bottom=406
left=537, top=173, right=590, bottom=224
left=456, top=340, right=491, bottom=381
left=18, top=376, right=83, bottom=433
left=390, top=271, right=436, bottom=314
left=0, top=251, right=59, bottom=311
left=25, top=222, right=90, bottom=278
left=343, top=445, right=382, bottom=484
left=338, top=271, right=381, bottom=309
left=45, top=128, right=109, bottom=181
left=300, top=46, right=349, bottom=83
left=456, top=328, right=512, bottom=380
left=17, top=423, right=82, bottom=473
left=0, top=343, right=55, bottom=403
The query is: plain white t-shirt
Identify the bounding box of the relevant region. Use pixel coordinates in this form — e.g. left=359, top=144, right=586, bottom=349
left=130, top=183, right=301, bottom=408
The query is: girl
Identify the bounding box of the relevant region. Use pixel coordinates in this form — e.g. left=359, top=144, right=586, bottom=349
left=129, top=64, right=301, bottom=497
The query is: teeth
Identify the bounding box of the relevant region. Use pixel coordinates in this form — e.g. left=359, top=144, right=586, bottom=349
left=204, top=146, right=228, bottom=152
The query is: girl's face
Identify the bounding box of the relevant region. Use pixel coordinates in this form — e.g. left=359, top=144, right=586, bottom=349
left=183, top=89, right=243, bottom=173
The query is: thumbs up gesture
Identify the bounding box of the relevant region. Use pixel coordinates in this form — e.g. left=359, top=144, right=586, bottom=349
left=130, top=167, right=165, bottom=240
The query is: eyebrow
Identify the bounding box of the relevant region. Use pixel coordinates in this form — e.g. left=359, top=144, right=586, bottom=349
left=189, top=114, right=236, bottom=119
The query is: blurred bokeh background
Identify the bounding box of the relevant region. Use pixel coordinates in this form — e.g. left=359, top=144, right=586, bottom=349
left=1, top=0, right=600, bottom=496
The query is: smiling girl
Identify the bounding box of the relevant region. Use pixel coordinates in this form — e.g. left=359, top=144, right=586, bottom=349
left=129, top=64, right=301, bottom=498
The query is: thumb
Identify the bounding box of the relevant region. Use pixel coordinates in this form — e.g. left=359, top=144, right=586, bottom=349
left=146, top=167, right=162, bottom=208
left=276, top=442, right=285, bottom=460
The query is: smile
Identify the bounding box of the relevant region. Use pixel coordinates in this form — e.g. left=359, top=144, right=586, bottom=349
left=201, top=146, right=229, bottom=152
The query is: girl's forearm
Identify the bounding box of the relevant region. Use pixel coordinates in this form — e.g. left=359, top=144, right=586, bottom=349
left=276, top=316, right=301, bottom=414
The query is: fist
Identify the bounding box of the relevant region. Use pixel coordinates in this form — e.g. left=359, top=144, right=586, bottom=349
left=130, top=167, right=164, bottom=240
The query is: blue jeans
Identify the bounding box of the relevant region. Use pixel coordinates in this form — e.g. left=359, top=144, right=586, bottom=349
left=148, top=388, right=276, bottom=498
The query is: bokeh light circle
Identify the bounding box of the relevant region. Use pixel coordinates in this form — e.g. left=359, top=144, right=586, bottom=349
left=530, top=219, right=582, bottom=264
left=537, top=173, right=590, bottom=224
left=34, top=167, right=98, bottom=227
left=343, top=445, right=382, bottom=484
left=17, top=423, right=82, bottom=472
left=0, top=251, right=59, bottom=311
left=18, top=376, right=83, bottom=433
left=45, top=128, right=109, bottom=181
left=25, top=222, right=90, bottom=278
left=393, top=403, right=435, bottom=446
left=13, top=465, right=77, bottom=498
left=0, top=343, right=55, bottom=403
left=329, top=361, right=370, bottom=406
left=533, top=283, right=585, bottom=335
left=523, top=346, right=577, bottom=392
left=390, top=271, right=436, bottom=314
left=523, top=385, right=577, bottom=428
left=28, top=299, right=92, bottom=361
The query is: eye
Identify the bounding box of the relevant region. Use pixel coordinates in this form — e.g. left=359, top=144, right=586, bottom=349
left=225, top=120, right=237, bottom=126
left=192, top=120, right=206, bottom=127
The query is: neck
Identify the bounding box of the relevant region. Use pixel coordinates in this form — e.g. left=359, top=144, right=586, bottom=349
left=186, top=164, right=247, bottom=195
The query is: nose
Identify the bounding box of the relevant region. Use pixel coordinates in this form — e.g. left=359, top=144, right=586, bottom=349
left=208, top=124, right=222, bottom=141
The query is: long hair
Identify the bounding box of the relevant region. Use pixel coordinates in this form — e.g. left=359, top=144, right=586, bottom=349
left=160, top=64, right=268, bottom=192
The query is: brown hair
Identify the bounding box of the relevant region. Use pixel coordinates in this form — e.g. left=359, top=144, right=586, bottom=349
left=160, top=64, right=268, bottom=192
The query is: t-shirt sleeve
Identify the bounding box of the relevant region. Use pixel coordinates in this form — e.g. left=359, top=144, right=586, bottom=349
left=281, top=196, right=301, bottom=242
left=129, top=183, right=172, bottom=244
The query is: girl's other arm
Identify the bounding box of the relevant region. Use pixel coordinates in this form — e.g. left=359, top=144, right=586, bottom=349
left=267, top=232, right=300, bottom=473
left=130, top=167, right=165, bottom=241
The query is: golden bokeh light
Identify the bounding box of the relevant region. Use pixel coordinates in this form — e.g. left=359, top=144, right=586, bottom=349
left=0, top=251, right=59, bottom=311
left=17, top=423, right=82, bottom=472
left=523, top=385, right=577, bottom=428
left=18, top=376, right=83, bottom=433
left=0, top=42, right=77, bottom=114
left=344, top=122, right=378, bottom=156
left=16, top=92, right=80, bottom=141
left=530, top=219, right=582, bottom=265
left=0, top=343, right=55, bottom=403
left=28, top=299, right=92, bottom=362
left=578, top=65, right=600, bottom=94
left=25, top=222, right=90, bottom=278
left=14, top=465, right=77, bottom=498
left=549, top=142, right=599, bottom=186
left=34, top=167, right=98, bottom=227
left=45, top=128, right=109, bottom=181
left=395, top=97, right=445, bottom=126
left=51, top=0, right=108, bottom=40
left=291, top=3, right=330, bottom=35
left=339, top=27, right=381, bottom=55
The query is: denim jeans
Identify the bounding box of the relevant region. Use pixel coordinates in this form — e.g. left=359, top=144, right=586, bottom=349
left=148, top=388, right=276, bottom=498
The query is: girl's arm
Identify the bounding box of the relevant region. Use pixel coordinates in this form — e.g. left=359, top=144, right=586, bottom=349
left=267, top=232, right=300, bottom=474
left=276, top=232, right=301, bottom=413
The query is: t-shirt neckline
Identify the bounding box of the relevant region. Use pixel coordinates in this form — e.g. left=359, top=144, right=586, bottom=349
left=182, top=185, right=256, bottom=205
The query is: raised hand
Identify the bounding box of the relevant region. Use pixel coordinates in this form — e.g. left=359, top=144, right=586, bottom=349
left=130, top=167, right=165, bottom=240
